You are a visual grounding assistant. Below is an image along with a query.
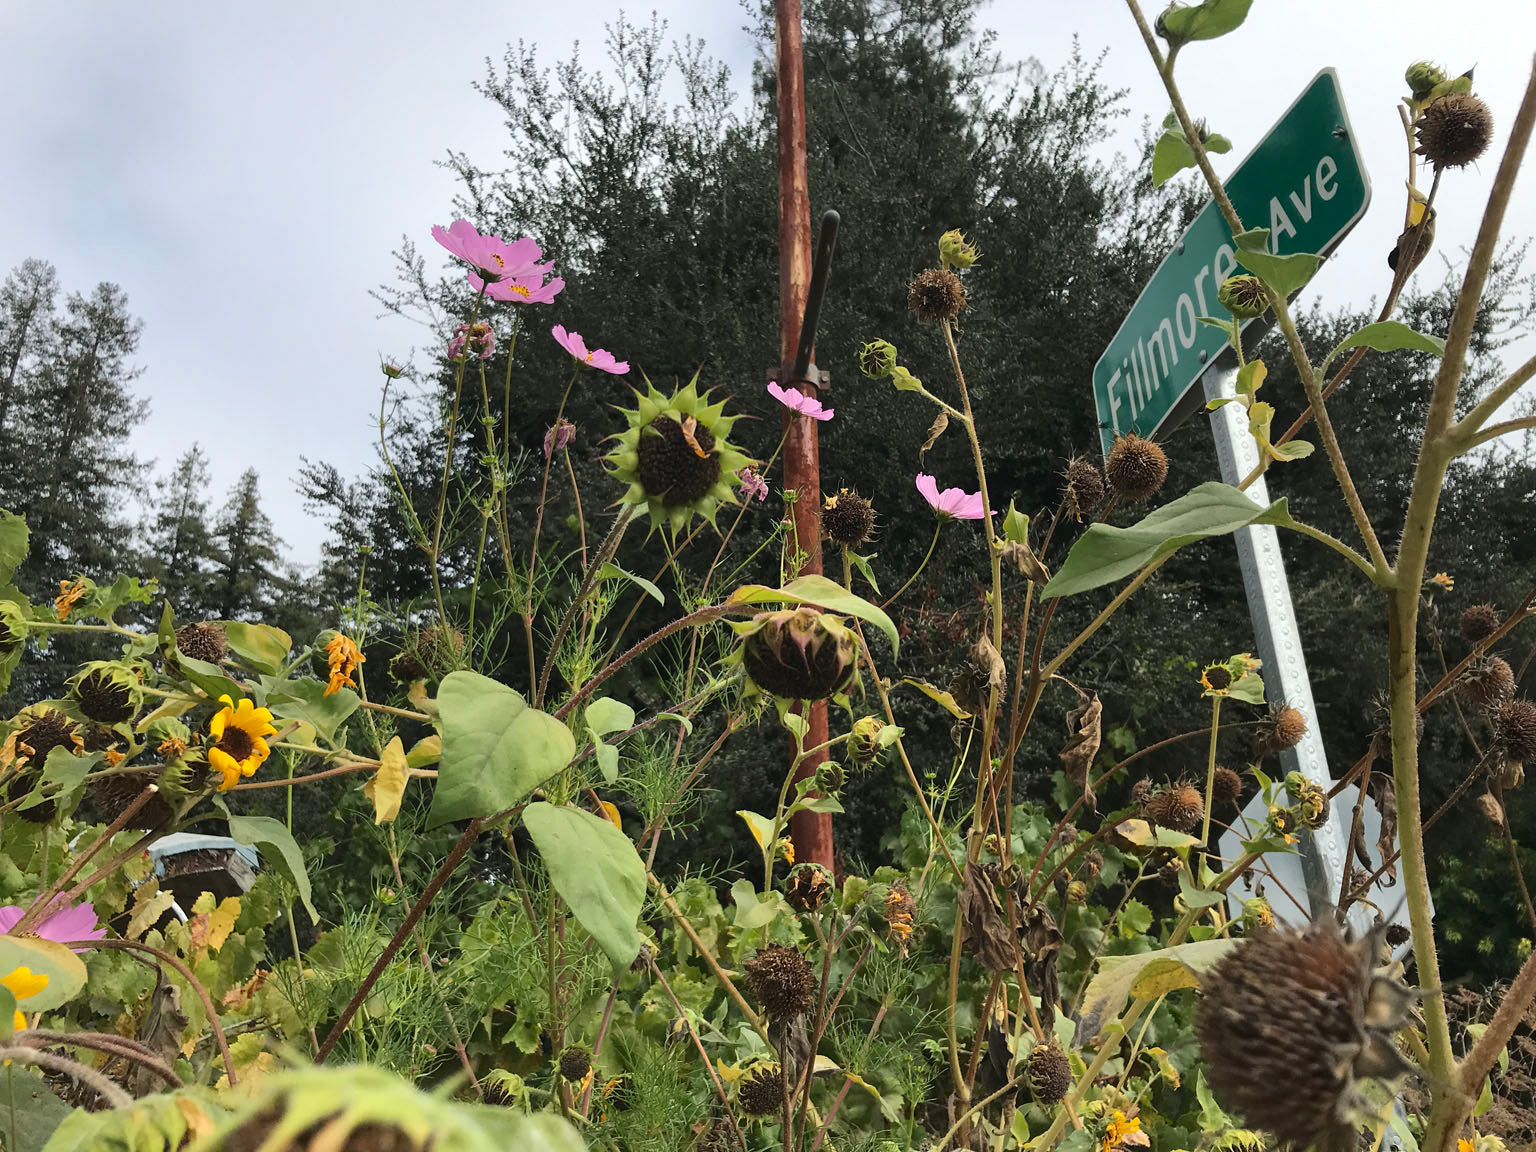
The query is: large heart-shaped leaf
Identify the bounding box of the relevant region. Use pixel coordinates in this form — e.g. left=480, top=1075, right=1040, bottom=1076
left=225, top=623, right=292, bottom=674
left=1075, top=937, right=1237, bottom=1042
left=1233, top=227, right=1319, bottom=298
left=1042, top=483, right=1296, bottom=599
left=265, top=677, right=358, bottom=743
left=728, top=574, right=899, bottom=656
left=426, top=672, right=575, bottom=827
left=523, top=802, right=645, bottom=969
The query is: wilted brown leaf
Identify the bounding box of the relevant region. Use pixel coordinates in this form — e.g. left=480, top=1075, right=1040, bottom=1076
left=959, top=865, right=1018, bottom=973
left=919, top=411, right=949, bottom=456
left=1059, top=689, right=1102, bottom=811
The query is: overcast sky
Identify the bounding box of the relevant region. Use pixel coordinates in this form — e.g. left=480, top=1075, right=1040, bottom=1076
left=1, top=1, right=1531, bottom=565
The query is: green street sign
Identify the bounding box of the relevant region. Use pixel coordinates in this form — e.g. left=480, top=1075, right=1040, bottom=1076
left=1093, top=68, right=1370, bottom=456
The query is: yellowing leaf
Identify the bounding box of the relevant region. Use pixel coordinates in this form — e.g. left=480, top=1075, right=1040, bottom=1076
left=1130, top=956, right=1203, bottom=999
left=405, top=733, right=441, bottom=769
left=738, top=810, right=775, bottom=849
left=206, top=896, right=241, bottom=954
left=365, top=736, right=409, bottom=824
left=900, top=678, right=972, bottom=719
left=1147, top=1045, right=1181, bottom=1088
left=598, top=800, right=622, bottom=830
left=127, top=881, right=175, bottom=940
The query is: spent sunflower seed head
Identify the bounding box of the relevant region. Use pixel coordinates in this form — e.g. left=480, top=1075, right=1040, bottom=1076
left=907, top=268, right=967, bottom=322
left=1027, top=1042, right=1072, bottom=1104
left=1417, top=91, right=1495, bottom=169
left=1105, top=434, right=1168, bottom=501
left=1460, top=602, right=1502, bottom=644
left=743, top=945, right=816, bottom=1020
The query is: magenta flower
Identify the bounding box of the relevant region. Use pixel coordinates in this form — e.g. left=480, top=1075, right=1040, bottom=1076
left=477, top=266, right=565, bottom=305
left=551, top=325, right=628, bottom=374
left=738, top=467, right=769, bottom=502
left=767, top=382, right=834, bottom=421
left=916, top=473, right=990, bottom=521
left=431, top=220, right=540, bottom=284
left=448, top=321, right=494, bottom=361
left=543, top=418, right=576, bottom=458
left=0, top=899, right=106, bottom=952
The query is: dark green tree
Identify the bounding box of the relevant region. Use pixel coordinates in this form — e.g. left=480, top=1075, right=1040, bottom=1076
left=209, top=469, right=286, bottom=622
left=141, top=444, right=218, bottom=615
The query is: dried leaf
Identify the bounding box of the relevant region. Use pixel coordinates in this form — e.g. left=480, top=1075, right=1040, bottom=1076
left=919, top=411, right=949, bottom=456
left=680, top=414, right=710, bottom=458
left=1478, top=792, right=1506, bottom=831
left=365, top=736, right=409, bottom=824
left=958, top=865, right=1018, bottom=973
left=1000, top=540, right=1050, bottom=583
left=1023, top=903, right=1064, bottom=1030
left=1374, top=775, right=1398, bottom=888
left=1059, top=689, right=1102, bottom=811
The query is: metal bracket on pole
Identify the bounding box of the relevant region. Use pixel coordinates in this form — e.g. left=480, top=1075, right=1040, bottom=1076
left=1202, top=354, right=1352, bottom=919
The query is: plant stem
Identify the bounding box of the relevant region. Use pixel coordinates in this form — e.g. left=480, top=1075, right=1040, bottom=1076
left=880, top=521, right=942, bottom=609
left=1201, top=696, right=1222, bottom=847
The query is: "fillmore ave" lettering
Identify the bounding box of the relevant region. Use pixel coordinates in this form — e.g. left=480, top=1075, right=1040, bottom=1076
left=1092, top=70, right=1370, bottom=456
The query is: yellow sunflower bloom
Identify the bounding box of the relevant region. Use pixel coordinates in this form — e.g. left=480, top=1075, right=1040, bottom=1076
left=1, top=965, right=49, bottom=1032
left=1430, top=571, right=1455, bottom=591
left=207, top=695, right=277, bottom=791
left=53, top=577, right=89, bottom=620
left=324, top=632, right=365, bottom=697
left=1102, top=1109, right=1146, bottom=1152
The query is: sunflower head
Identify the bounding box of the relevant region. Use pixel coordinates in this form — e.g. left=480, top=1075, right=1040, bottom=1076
left=606, top=374, right=752, bottom=536
left=206, top=695, right=277, bottom=791
left=70, top=660, right=143, bottom=724
left=822, top=489, right=876, bottom=548
left=1196, top=919, right=1414, bottom=1149
left=1147, top=780, right=1204, bottom=833
left=732, top=608, right=857, bottom=701
left=743, top=944, right=816, bottom=1021
left=1460, top=602, right=1503, bottom=644
left=1105, top=433, right=1168, bottom=501
left=736, top=1065, right=786, bottom=1118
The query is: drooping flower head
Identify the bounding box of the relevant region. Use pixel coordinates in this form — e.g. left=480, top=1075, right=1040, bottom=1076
left=767, top=382, right=833, bottom=421
left=324, top=632, right=365, bottom=697
left=0, top=966, right=47, bottom=1031
left=551, top=325, right=627, bottom=374
left=431, top=220, right=538, bottom=284
left=447, top=321, right=494, bottom=362
left=477, top=265, right=564, bottom=304
left=0, top=899, right=106, bottom=951
left=737, top=467, right=768, bottom=503
left=605, top=374, right=753, bottom=535
left=543, top=418, right=576, bottom=459
left=916, top=473, right=989, bottom=521
left=54, top=576, right=90, bottom=620
left=207, top=695, right=277, bottom=791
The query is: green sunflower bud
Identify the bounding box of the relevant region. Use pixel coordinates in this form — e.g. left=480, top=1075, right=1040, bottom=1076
left=1217, top=274, right=1269, bottom=320
left=814, top=760, right=846, bottom=793
left=849, top=716, right=885, bottom=764
left=858, top=339, right=897, bottom=379
left=938, top=229, right=980, bottom=269
left=1405, top=60, right=1447, bottom=102
left=0, top=600, right=27, bottom=654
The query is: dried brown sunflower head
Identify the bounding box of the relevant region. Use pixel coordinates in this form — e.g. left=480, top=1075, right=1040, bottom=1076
left=1105, top=434, right=1168, bottom=501
left=1492, top=698, right=1536, bottom=776
left=174, top=621, right=227, bottom=665
left=1417, top=91, right=1495, bottom=169
left=1064, top=457, right=1105, bottom=520
left=736, top=1065, right=786, bottom=1117
left=1459, top=655, right=1516, bottom=707
left=1197, top=920, right=1414, bottom=1149
left=1147, top=781, right=1204, bottom=833
left=1256, top=704, right=1307, bottom=756
left=1027, top=1042, right=1072, bottom=1104
left=558, top=1047, right=591, bottom=1082
left=743, top=944, right=816, bottom=1021
left=907, top=268, right=967, bottom=322
left=1212, top=766, right=1244, bottom=809
left=1460, top=602, right=1503, bottom=644
left=821, top=489, right=876, bottom=548
left=784, top=865, right=832, bottom=912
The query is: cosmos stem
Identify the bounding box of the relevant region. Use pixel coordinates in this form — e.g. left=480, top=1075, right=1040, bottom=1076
left=1201, top=696, right=1222, bottom=847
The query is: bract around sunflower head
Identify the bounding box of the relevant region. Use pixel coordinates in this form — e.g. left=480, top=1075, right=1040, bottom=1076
left=605, top=372, right=754, bottom=537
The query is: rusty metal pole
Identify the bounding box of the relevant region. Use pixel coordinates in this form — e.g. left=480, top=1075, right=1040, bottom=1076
left=774, top=0, right=832, bottom=870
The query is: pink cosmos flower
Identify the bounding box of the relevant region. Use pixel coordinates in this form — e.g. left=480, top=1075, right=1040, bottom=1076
left=0, top=899, right=106, bottom=952
left=916, top=473, right=990, bottom=520
left=767, top=382, right=834, bottom=421
left=543, top=418, right=576, bottom=458
left=431, top=220, right=541, bottom=284
left=475, top=265, right=565, bottom=305
left=448, top=321, right=494, bottom=361
left=551, top=325, right=628, bottom=374
left=738, top=467, right=769, bottom=502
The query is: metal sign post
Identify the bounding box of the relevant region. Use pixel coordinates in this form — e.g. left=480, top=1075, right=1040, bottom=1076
left=1091, top=69, right=1414, bottom=929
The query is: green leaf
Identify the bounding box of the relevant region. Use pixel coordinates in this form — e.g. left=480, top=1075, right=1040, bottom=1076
left=225, top=623, right=292, bottom=674
left=9, top=1065, right=78, bottom=1152
left=584, top=698, right=635, bottom=738
left=1159, top=0, right=1252, bottom=43
left=427, top=671, right=576, bottom=826
left=1236, top=359, right=1267, bottom=398
left=1474, top=1074, right=1493, bottom=1117
left=1318, top=321, right=1446, bottom=378
left=1231, top=228, right=1320, bottom=298
left=727, top=574, right=899, bottom=657
left=169, top=652, right=248, bottom=707
left=0, top=937, right=88, bottom=1011
left=737, top=810, right=776, bottom=851
left=1271, top=440, right=1315, bottom=461
left=848, top=551, right=881, bottom=595
left=218, top=806, right=318, bottom=921
left=730, top=878, right=785, bottom=932
left=1076, top=938, right=1238, bottom=1041
left=1114, top=818, right=1202, bottom=851
left=0, top=984, right=13, bottom=1037
left=17, top=747, right=98, bottom=813
left=792, top=793, right=845, bottom=815
left=0, top=510, right=28, bottom=586
left=1152, top=121, right=1231, bottom=187
left=1002, top=500, right=1030, bottom=545
left=1042, top=483, right=1297, bottom=599
left=1118, top=898, right=1154, bottom=938
left=265, top=677, right=358, bottom=744
left=1178, top=870, right=1225, bottom=909
left=597, top=562, right=664, bottom=605
left=523, top=802, right=645, bottom=969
